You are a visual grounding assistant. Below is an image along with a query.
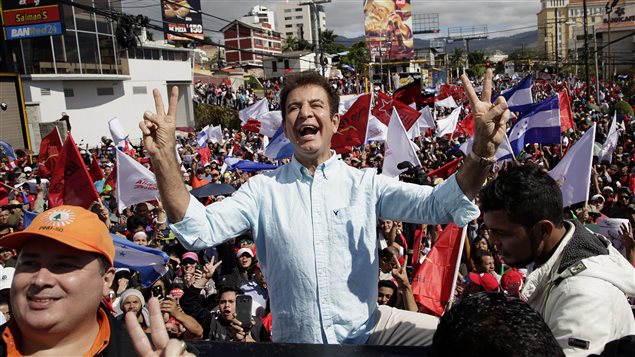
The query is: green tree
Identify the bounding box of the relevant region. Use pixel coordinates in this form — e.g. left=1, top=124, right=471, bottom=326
left=320, top=29, right=347, bottom=54
left=195, top=104, right=240, bottom=130
left=341, top=41, right=369, bottom=73
left=282, top=35, right=298, bottom=52
left=449, top=48, right=465, bottom=74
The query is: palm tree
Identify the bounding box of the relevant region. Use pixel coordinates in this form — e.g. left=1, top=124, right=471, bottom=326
left=282, top=35, right=298, bottom=52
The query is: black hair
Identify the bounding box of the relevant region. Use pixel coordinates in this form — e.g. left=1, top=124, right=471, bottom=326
left=471, top=249, right=493, bottom=267
left=279, top=71, right=339, bottom=122
left=480, top=164, right=564, bottom=230
left=217, top=286, right=244, bottom=299
left=432, top=292, right=564, bottom=357
left=378, top=280, right=398, bottom=307
left=126, top=214, right=148, bottom=233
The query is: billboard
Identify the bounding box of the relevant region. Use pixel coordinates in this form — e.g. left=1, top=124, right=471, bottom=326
left=161, top=0, right=204, bottom=41
left=1, top=0, right=64, bottom=40
left=364, top=0, right=413, bottom=60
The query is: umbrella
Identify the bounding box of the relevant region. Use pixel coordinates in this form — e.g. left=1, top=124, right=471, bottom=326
left=586, top=103, right=600, bottom=111
left=190, top=183, right=236, bottom=198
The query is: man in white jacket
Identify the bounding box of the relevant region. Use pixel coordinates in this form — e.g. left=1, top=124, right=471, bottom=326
left=480, top=164, right=635, bottom=356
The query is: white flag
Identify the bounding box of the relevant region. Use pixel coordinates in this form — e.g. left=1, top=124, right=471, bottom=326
left=108, top=117, right=128, bottom=145
left=239, top=98, right=269, bottom=124
left=459, top=134, right=515, bottom=163
left=257, top=111, right=283, bottom=138
left=548, top=124, right=596, bottom=208
left=598, top=112, right=620, bottom=163
left=365, top=115, right=388, bottom=142
left=436, top=106, right=462, bottom=137
left=208, top=125, right=223, bottom=144
left=418, top=106, right=436, bottom=130
left=116, top=149, right=159, bottom=213
left=435, top=96, right=458, bottom=108
left=382, top=108, right=421, bottom=178
left=196, top=125, right=210, bottom=147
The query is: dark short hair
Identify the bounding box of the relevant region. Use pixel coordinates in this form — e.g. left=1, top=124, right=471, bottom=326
left=432, top=292, right=564, bottom=357
left=279, top=72, right=339, bottom=122
left=217, top=285, right=244, bottom=299
left=471, top=249, right=493, bottom=267
left=378, top=279, right=397, bottom=292
left=480, top=164, right=564, bottom=230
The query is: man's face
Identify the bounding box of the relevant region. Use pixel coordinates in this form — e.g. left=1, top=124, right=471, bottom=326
left=133, top=234, right=148, bottom=247
left=0, top=303, right=10, bottom=321
left=479, top=256, right=495, bottom=274
left=377, top=286, right=394, bottom=305
left=219, top=291, right=236, bottom=322
left=237, top=254, right=252, bottom=269
left=103, top=166, right=112, bottom=176
left=483, top=210, right=538, bottom=267
left=11, top=238, right=114, bottom=334
left=379, top=256, right=397, bottom=274
left=0, top=210, right=9, bottom=225
left=122, top=295, right=142, bottom=315
left=135, top=204, right=149, bottom=218
left=283, top=85, right=339, bottom=164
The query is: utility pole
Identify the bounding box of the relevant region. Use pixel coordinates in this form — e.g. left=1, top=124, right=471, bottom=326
left=606, top=0, right=620, bottom=88
left=299, top=0, right=330, bottom=74
left=555, top=7, right=559, bottom=76
left=583, top=0, right=590, bottom=101
left=593, top=23, right=600, bottom=99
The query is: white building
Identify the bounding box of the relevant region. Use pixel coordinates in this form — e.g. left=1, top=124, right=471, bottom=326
left=275, top=2, right=326, bottom=43
left=241, top=5, right=277, bottom=30
left=263, top=51, right=332, bottom=79
left=4, top=1, right=195, bottom=150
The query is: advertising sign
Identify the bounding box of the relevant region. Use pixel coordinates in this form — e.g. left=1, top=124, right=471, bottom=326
left=364, top=0, right=414, bottom=60
left=161, top=0, right=204, bottom=41
left=1, top=0, right=64, bottom=40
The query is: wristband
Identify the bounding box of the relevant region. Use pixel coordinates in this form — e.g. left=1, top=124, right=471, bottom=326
left=467, top=151, right=496, bottom=167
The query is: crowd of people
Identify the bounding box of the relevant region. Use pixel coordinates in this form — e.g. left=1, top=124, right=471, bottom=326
left=0, top=68, right=634, bottom=356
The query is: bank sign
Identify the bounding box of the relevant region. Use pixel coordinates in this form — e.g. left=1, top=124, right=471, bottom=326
left=1, top=0, right=64, bottom=40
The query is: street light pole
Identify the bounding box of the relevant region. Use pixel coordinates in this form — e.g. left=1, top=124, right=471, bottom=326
left=299, top=0, right=331, bottom=74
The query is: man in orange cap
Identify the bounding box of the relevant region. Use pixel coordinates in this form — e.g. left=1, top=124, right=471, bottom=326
left=0, top=205, right=131, bottom=356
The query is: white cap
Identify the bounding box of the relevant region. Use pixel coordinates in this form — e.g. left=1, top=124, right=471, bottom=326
left=0, top=267, right=15, bottom=290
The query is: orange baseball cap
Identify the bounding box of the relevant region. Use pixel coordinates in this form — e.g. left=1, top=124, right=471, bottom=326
left=0, top=205, right=115, bottom=266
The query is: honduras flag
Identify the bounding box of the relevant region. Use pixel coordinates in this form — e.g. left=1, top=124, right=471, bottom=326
left=196, top=125, right=210, bottom=147
left=112, top=234, right=169, bottom=287
left=265, top=127, right=295, bottom=161
left=497, top=74, right=533, bottom=113
left=508, top=96, right=561, bottom=156
left=0, top=141, right=16, bottom=161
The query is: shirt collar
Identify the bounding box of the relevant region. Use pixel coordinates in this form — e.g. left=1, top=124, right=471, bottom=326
left=290, top=151, right=340, bottom=180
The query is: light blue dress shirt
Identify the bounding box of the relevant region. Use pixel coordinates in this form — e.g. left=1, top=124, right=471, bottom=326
left=170, top=154, right=479, bottom=344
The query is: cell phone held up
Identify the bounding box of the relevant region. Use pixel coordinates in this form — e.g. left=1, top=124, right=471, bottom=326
left=151, top=286, right=164, bottom=300
left=235, top=294, right=253, bottom=329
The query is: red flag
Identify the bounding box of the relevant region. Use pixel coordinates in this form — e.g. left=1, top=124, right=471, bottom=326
left=37, top=127, right=63, bottom=178
left=48, top=133, right=100, bottom=209
left=558, top=90, right=575, bottom=132
left=0, top=186, right=8, bottom=207
left=197, top=147, right=210, bottom=166
left=241, top=120, right=261, bottom=134
left=331, top=94, right=371, bottom=150
left=427, top=156, right=463, bottom=180
left=459, top=113, right=475, bottom=137
left=104, top=164, right=117, bottom=192
left=393, top=79, right=422, bottom=108
left=371, top=92, right=421, bottom=130
left=438, top=84, right=465, bottom=102
left=89, top=153, right=104, bottom=182
left=411, top=223, right=464, bottom=316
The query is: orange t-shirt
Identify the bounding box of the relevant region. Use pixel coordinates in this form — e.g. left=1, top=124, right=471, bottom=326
left=2, top=308, right=111, bottom=356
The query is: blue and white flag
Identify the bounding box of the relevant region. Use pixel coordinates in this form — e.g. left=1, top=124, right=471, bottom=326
left=196, top=125, right=210, bottom=147
left=22, top=210, right=39, bottom=229
left=498, top=74, right=533, bottom=113
left=265, top=127, right=295, bottom=161
left=0, top=141, right=16, bottom=161
left=197, top=125, right=223, bottom=147
left=112, top=234, right=169, bottom=287
left=225, top=159, right=277, bottom=172
left=508, top=96, right=561, bottom=155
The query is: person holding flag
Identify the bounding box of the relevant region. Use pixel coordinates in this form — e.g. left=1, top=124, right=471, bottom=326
left=138, top=69, right=510, bottom=346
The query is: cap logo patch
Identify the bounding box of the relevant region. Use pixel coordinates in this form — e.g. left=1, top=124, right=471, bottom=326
left=42, top=208, right=76, bottom=228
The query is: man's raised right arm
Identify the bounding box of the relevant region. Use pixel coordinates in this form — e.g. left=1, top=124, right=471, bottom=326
left=139, top=86, right=190, bottom=222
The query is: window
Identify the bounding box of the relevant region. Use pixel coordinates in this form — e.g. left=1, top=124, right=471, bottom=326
left=285, top=16, right=292, bottom=20
left=165, top=51, right=175, bottom=61
left=77, top=32, right=100, bottom=74
left=285, top=24, right=293, bottom=28
left=295, top=16, right=303, bottom=20
left=64, top=88, right=74, bottom=97
left=284, top=59, right=289, bottom=69
left=295, top=8, right=302, bottom=12
left=284, top=9, right=292, bottom=13
left=97, top=87, right=114, bottom=96
left=272, top=61, right=277, bottom=72
left=40, top=88, right=51, bottom=96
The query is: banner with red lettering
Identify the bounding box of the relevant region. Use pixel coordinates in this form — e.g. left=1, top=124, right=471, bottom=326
left=115, top=149, right=159, bottom=213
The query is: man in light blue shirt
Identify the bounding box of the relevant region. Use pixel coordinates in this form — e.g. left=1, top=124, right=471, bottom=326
left=138, top=70, right=510, bottom=345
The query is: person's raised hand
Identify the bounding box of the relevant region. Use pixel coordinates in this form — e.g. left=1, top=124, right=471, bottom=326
left=619, top=222, right=634, bottom=251
left=461, top=68, right=510, bottom=158
left=203, top=256, right=222, bottom=279
left=139, top=86, right=179, bottom=159
left=126, top=297, right=195, bottom=357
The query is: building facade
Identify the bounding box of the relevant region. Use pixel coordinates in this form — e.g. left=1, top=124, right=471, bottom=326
left=2, top=0, right=195, bottom=149
left=275, top=2, right=326, bottom=43
left=222, top=20, right=282, bottom=68
left=262, top=51, right=331, bottom=79
left=240, top=5, right=277, bottom=30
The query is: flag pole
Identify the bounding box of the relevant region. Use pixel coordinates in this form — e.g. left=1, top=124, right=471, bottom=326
left=446, top=225, right=467, bottom=311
